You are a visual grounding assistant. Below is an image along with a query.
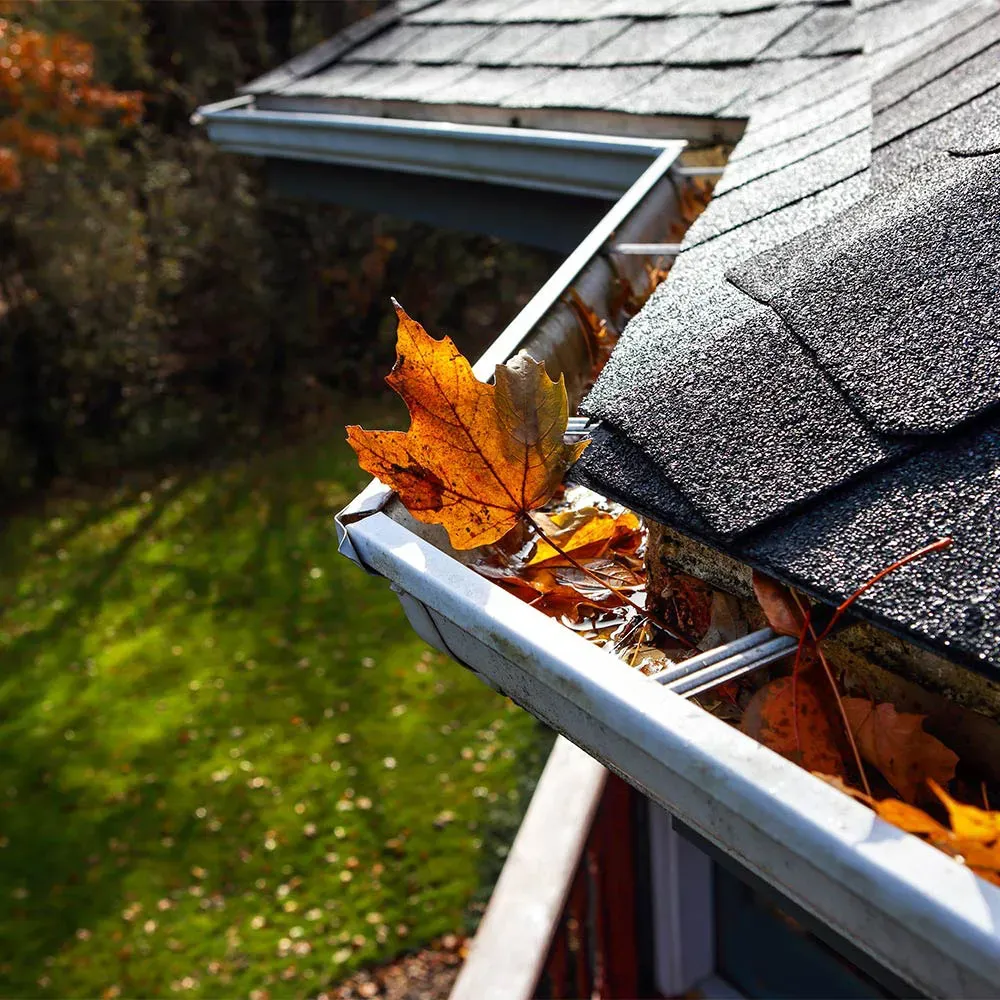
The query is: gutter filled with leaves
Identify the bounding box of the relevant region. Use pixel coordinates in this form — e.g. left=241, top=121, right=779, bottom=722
left=336, top=142, right=1000, bottom=997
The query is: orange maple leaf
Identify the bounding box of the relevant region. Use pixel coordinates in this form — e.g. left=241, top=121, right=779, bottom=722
left=752, top=571, right=807, bottom=638
left=741, top=674, right=848, bottom=777
left=347, top=302, right=588, bottom=550
left=928, top=779, right=1000, bottom=844
left=842, top=699, right=958, bottom=804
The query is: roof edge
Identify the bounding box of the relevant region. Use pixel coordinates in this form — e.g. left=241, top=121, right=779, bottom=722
left=197, top=105, right=680, bottom=200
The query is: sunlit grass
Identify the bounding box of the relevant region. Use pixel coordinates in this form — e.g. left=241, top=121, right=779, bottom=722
left=0, top=414, right=548, bottom=998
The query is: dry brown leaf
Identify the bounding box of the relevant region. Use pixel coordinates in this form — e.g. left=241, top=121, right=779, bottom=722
left=869, top=794, right=1000, bottom=882
left=752, top=571, right=807, bottom=638
left=347, top=303, right=587, bottom=550
left=528, top=507, right=641, bottom=566
left=843, top=699, right=958, bottom=804
left=476, top=556, right=641, bottom=622
left=547, top=560, right=643, bottom=603
left=567, top=288, right=617, bottom=375
left=741, top=675, right=847, bottom=777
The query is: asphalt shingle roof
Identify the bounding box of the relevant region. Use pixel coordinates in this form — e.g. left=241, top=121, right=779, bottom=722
left=244, top=0, right=861, bottom=120
left=577, top=0, right=1000, bottom=674
left=244, top=0, right=1000, bottom=676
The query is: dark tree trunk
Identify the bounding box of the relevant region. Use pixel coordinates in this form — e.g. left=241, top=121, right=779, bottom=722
left=264, top=0, right=294, bottom=65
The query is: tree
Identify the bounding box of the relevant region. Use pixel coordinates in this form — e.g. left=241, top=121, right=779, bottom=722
left=0, top=4, right=142, bottom=189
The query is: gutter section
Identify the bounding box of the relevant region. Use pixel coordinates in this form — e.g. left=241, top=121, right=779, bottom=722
left=341, top=510, right=1000, bottom=999
left=196, top=106, right=675, bottom=200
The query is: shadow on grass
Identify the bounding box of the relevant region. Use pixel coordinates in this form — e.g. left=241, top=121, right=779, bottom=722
left=0, top=427, right=545, bottom=998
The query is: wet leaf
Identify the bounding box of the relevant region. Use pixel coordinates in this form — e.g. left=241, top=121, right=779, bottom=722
left=658, top=570, right=714, bottom=644
left=842, top=700, right=958, bottom=804
left=348, top=303, right=588, bottom=549
left=741, top=675, right=847, bottom=777
left=752, top=571, right=806, bottom=638
left=477, top=549, right=642, bottom=622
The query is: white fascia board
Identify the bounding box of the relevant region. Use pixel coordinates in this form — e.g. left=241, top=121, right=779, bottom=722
left=197, top=105, right=675, bottom=200
left=342, top=510, right=1000, bottom=999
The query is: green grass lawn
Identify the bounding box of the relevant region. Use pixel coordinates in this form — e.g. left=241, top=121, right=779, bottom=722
left=0, top=408, right=549, bottom=998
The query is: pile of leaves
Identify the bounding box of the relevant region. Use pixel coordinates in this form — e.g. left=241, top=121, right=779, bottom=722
left=348, top=300, right=1000, bottom=891
left=324, top=933, right=465, bottom=1000
left=746, top=563, right=1000, bottom=887
left=347, top=303, right=693, bottom=655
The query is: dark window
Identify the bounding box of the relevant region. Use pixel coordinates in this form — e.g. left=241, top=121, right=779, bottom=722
left=714, top=863, right=916, bottom=1000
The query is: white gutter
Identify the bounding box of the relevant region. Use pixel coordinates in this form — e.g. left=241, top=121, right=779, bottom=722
left=194, top=102, right=677, bottom=200
left=340, top=509, right=1000, bottom=998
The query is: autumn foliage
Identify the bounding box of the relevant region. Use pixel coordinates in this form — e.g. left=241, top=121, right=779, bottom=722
left=0, top=6, right=142, bottom=189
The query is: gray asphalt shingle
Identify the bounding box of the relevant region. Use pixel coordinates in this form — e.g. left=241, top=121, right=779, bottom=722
left=722, top=55, right=845, bottom=113
left=425, top=65, right=558, bottom=104
left=406, top=0, right=537, bottom=23
left=597, top=0, right=685, bottom=15
left=760, top=8, right=857, bottom=59
left=580, top=171, right=882, bottom=537
left=503, top=0, right=611, bottom=22
left=337, top=62, right=478, bottom=102
left=667, top=7, right=810, bottom=63
left=571, top=421, right=1000, bottom=674
left=499, top=65, right=662, bottom=108
left=278, top=61, right=380, bottom=97
left=510, top=19, right=632, bottom=65
left=582, top=16, right=719, bottom=65
left=872, top=5, right=1000, bottom=110
left=859, top=0, right=969, bottom=52
left=406, top=24, right=501, bottom=64
left=731, top=79, right=870, bottom=155
left=713, top=103, right=870, bottom=193
left=577, top=0, right=1000, bottom=670
left=683, top=130, right=870, bottom=245
left=672, top=0, right=798, bottom=12
left=873, top=86, right=1000, bottom=179
left=745, top=53, right=871, bottom=119
left=460, top=23, right=559, bottom=65
left=341, top=24, right=432, bottom=63
left=753, top=162, right=1000, bottom=435
left=609, top=65, right=755, bottom=115
left=873, top=39, right=1000, bottom=153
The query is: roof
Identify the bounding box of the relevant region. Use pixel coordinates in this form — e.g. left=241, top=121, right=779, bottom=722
left=246, top=0, right=1000, bottom=676
left=243, top=0, right=876, bottom=130
left=576, top=1, right=1000, bottom=675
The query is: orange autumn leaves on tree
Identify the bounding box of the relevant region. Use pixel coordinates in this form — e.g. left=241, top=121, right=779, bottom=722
left=0, top=8, right=142, bottom=189
left=348, top=301, right=588, bottom=550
